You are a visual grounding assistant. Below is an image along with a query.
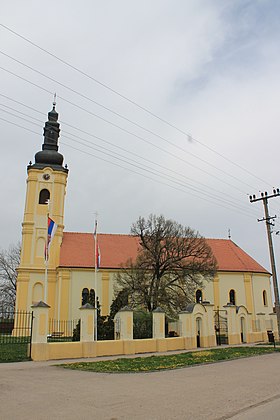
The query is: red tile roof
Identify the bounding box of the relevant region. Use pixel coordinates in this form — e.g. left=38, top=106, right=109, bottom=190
left=206, top=238, right=268, bottom=273
left=59, top=232, right=139, bottom=269
left=59, top=232, right=269, bottom=274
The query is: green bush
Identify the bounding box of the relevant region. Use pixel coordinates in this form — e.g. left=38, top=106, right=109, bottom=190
left=133, top=310, right=152, bottom=339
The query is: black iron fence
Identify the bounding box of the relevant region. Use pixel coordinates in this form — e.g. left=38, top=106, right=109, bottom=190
left=48, top=318, right=80, bottom=342
left=0, top=310, right=34, bottom=362
left=214, top=309, right=228, bottom=345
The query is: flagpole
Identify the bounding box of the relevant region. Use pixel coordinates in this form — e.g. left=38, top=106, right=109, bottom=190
left=44, top=202, right=50, bottom=303
left=44, top=256, right=48, bottom=303
left=94, top=214, right=98, bottom=341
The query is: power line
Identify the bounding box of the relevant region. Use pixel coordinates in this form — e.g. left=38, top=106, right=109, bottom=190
left=0, top=103, right=44, bottom=124
left=0, top=99, right=259, bottom=212
left=61, top=139, right=259, bottom=219
left=0, top=66, right=261, bottom=196
left=0, top=23, right=273, bottom=187
left=0, top=93, right=45, bottom=116
left=0, top=103, right=260, bottom=217
left=0, top=50, right=268, bottom=192
left=0, top=116, right=39, bottom=136
left=4, top=91, right=280, bottom=219
left=0, top=111, right=260, bottom=220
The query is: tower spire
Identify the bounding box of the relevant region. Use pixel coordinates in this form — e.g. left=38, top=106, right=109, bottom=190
left=29, top=102, right=68, bottom=173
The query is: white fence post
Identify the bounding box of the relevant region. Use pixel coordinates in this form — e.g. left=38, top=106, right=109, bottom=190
left=152, top=307, right=165, bottom=339
left=79, top=303, right=95, bottom=342
left=114, top=306, right=133, bottom=340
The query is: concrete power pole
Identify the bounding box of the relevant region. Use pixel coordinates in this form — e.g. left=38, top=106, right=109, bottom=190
left=249, top=189, right=280, bottom=336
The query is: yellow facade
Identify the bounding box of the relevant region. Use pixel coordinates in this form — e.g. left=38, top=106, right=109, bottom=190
left=203, top=271, right=273, bottom=316
left=16, top=104, right=68, bottom=319
left=16, top=104, right=275, bottom=348
left=17, top=258, right=273, bottom=328
left=16, top=166, right=67, bottom=317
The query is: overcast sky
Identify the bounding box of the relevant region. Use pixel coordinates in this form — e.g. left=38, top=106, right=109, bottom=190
left=1, top=0, right=280, bottom=276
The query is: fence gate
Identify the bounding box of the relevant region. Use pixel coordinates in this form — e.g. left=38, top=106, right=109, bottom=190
left=214, top=309, right=228, bottom=345
left=0, top=310, right=34, bottom=362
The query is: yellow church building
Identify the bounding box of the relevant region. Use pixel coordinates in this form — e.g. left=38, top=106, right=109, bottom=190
left=16, top=104, right=276, bottom=343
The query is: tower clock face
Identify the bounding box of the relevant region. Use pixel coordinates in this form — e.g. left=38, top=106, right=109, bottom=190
left=43, top=174, right=50, bottom=180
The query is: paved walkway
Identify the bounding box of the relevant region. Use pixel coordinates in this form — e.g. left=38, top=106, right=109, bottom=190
left=1, top=351, right=280, bottom=419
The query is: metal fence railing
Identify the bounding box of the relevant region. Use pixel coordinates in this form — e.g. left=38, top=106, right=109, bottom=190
left=0, top=310, right=33, bottom=343
left=0, top=310, right=34, bottom=361
left=48, top=318, right=80, bottom=342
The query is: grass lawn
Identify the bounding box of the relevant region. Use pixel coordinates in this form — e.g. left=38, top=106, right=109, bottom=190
left=60, top=346, right=279, bottom=373
left=0, top=343, right=30, bottom=362
left=0, top=335, right=31, bottom=362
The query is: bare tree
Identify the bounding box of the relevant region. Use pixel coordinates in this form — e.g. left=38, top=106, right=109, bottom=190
left=116, top=215, right=217, bottom=317
left=0, top=243, right=20, bottom=312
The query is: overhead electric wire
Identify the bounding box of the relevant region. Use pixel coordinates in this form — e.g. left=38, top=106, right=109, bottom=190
left=2, top=87, right=280, bottom=220
left=0, top=65, right=261, bottom=197
left=5, top=110, right=279, bottom=241
left=0, top=23, right=274, bottom=188
left=0, top=92, right=44, bottom=116
left=63, top=137, right=263, bottom=219
left=0, top=116, right=39, bottom=136
left=1, top=113, right=237, bottom=214
left=0, top=108, right=261, bottom=219
left=0, top=102, right=259, bottom=214
left=0, top=106, right=237, bottom=205
left=0, top=99, right=259, bottom=210
left=4, top=94, right=280, bottom=221
left=3, top=92, right=280, bottom=219
left=0, top=50, right=267, bottom=192
left=1, top=103, right=44, bottom=124
left=2, top=24, right=280, bottom=241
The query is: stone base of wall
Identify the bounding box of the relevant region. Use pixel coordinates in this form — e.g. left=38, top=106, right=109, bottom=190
left=247, top=332, right=264, bottom=343
left=31, top=334, right=214, bottom=361
left=202, top=335, right=216, bottom=347
left=273, top=330, right=279, bottom=340
left=31, top=332, right=273, bottom=362
left=228, top=334, right=241, bottom=345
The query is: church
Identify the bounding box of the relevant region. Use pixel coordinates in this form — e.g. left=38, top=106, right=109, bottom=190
left=16, top=104, right=275, bottom=339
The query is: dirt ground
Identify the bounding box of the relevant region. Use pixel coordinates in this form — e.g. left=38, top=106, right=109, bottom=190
left=1, top=352, right=280, bottom=419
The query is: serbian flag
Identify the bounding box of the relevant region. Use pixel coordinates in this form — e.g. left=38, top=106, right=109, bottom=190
left=93, top=219, right=101, bottom=269
left=96, top=245, right=101, bottom=270
left=45, top=217, right=57, bottom=261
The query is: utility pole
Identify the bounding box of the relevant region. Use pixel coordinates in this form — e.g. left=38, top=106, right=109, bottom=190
left=249, top=189, right=280, bottom=336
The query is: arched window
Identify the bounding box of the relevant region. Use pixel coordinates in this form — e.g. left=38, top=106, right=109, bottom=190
left=81, top=288, right=96, bottom=306
left=89, top=289, right=96, bottom=307
left=39, top=189, right=50, bottom=204
left=196, top=289, right=202, bottom=303
left=81, top=288, right=89, bottom=305
left=263, top=290, right=268, bottom=306
left=229, top=289, right=236, bottom=305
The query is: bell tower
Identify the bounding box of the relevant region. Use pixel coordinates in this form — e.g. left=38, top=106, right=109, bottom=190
left=16, top=102, right=68, bottom=313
